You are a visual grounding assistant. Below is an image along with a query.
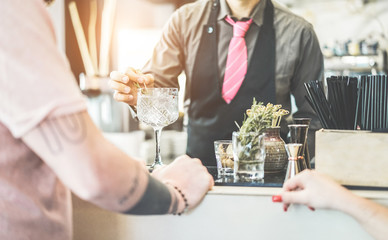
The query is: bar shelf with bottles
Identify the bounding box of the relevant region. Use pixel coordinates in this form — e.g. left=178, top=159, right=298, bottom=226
left=323, top=38, right=387, bottom=75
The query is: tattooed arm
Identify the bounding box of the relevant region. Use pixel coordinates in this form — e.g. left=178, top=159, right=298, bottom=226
left=1, top=0, right=212, bottom=215
left=22, top=111, right=213, bottom=214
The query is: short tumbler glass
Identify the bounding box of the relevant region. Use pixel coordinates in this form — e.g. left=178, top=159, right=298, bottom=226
left=232, top=131, right=266, bottom=181
left=214, top=140, right=234, bottom=178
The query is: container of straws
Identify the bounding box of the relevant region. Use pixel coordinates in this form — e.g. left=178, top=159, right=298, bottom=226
left=310, top=75, right=388, bottom=188
left=304, top=75, right=388, bottom=131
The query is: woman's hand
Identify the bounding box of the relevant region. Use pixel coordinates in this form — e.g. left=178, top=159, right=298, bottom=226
left=109, top=67, right=155, bottom=106
left=274, top=170, right=388, bottom=240
left=275, top=170, right=354, bottom=211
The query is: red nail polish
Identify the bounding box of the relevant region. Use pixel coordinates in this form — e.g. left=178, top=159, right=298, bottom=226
left=283, top=206, right=288, bottom=212
left=308, top=206, right=315, bottom=211
left=272, top=195, right=282, bottom=202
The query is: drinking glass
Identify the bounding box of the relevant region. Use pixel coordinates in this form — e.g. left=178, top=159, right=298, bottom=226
left=214, top=140, right=234, bottom=178
left=232, top=131, right=266, bottom=181
left=137, top=88, right=179, bottom=170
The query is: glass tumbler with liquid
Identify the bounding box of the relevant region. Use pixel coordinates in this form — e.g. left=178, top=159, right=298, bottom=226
left=232, top=131, right=266, bottom=181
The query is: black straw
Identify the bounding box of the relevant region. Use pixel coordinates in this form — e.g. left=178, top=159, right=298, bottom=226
left=304, top=75, right=388, bottom=130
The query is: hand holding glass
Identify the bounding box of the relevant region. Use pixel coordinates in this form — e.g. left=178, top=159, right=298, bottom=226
left=137, top=88, right=179, bottom=170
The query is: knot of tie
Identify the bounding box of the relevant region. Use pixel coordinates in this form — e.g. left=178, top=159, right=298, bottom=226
left=225, top=16, right=253, bottom=38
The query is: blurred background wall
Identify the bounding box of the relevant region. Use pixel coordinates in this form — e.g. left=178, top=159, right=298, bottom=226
left=47, top=0, right=388, bottom=82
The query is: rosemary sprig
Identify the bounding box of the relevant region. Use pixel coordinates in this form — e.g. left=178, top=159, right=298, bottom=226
left=132, top=69, right=148, bottom=94
left=236, top=98, right=289, bottom=135
left=134, top=81, right=148, bottom=94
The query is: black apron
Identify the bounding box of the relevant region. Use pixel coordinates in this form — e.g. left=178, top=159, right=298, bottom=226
left=187, top=0, right=276, bottom=166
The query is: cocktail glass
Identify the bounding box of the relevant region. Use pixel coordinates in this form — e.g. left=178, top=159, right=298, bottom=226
left=137, top=88, right=179, bottom=171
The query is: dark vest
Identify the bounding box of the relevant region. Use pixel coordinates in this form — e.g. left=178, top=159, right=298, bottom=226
left=187, top=0, right=276, bottom=166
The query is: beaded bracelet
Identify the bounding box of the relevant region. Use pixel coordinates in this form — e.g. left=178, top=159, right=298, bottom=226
left=165, top=182, right=189, bottom=215
left=173, top=185, right=189, bottom=215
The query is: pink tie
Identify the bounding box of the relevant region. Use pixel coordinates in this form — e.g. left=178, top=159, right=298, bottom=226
left=222, top=16, right=253, bottom=104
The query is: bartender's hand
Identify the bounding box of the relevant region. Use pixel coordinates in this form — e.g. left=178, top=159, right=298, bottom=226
left=276, top=170, right=354, bottom=211
left=109, top=67, right=155, bottom=106
left=152, top=155, right=214, bottom=213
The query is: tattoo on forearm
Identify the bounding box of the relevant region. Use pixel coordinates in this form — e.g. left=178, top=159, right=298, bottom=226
left=38, top=113, right=87, bottom=154
left=54, top=114, right=86, bottom=143
left=119, top=164, right=139, bottom=205
left=39, top=121, right=63, bottom=154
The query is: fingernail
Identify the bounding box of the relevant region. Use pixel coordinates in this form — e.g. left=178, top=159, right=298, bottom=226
left=124, top=87, right=130, bottom=93
left=272, top=195, right=282, bottom=202
left=283, top=206, right=288, bottom=212
left=138, top=77, right=146, bottom=83
left=308, top=206, right=315, bottom=211
left=122, top=76, right=129, bottom=83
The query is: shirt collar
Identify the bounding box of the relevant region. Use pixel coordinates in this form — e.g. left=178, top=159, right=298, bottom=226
left=218, top=0, right=266, bottom=26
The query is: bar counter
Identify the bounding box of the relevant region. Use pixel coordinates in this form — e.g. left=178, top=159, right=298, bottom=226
left=72, top=184, right=388, bottom=240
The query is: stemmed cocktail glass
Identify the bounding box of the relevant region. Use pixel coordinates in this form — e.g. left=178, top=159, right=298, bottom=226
left=137, top=88, right=179, bottom=171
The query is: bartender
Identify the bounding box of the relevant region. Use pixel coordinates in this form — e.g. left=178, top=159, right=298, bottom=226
left=110, top=0, right=324, bottom=167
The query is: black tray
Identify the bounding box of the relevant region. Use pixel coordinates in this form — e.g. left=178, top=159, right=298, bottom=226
left=207, top=166, right=388, bottom=191
left=207, top=166, right=284, bottom=188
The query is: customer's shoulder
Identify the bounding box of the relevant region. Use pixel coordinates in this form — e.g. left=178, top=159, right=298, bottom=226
left=273, top=0, right=314, bottom=30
